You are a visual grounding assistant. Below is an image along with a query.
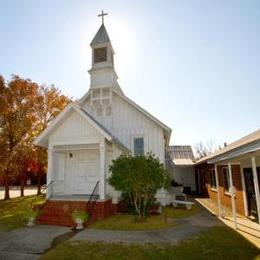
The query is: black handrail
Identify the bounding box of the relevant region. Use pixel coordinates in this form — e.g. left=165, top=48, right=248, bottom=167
left=86, top=181, right=100, bottom=221
left=30, top=181, right=54, bottom=211
left=40, top=180, right=54, bottom=197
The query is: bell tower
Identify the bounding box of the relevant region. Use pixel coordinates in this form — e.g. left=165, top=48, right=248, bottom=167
left=88, top=12, right=122, bottom=93
left=88, top=11, right=123, bottom=118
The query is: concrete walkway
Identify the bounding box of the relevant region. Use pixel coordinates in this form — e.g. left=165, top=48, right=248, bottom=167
left=72, top=208, right=221, bottom=244
left=0, top=225, right=70, bottom=260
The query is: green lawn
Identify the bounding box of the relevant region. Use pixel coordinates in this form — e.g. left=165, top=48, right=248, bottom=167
left=163, top=204, right=198, bottom=219
left=89, top=213, right=176, bottom=230
left=0, top=195, right=46, bottom=232
left=89, top=205, right=198, bottom=231
left=41, top=226, right=260, bottom=260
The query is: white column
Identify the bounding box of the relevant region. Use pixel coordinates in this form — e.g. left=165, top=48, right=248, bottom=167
left=240, top=166, right=248, bottom=216
left=228, top=162, right=237, bottom=229
left=99, top=139, right=106, bottom=200
left=251, top=156, right=260, bottom=224
left=214, top=165, right=222, bottom=217
left=47, top=147, right=54, bottom=199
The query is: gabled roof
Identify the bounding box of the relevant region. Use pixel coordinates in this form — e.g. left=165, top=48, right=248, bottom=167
left=34, top=103, right=112, bottom=147
left=168, top=145, right=195, bottom=166
left=34, top=102, right=130, bottom=152
left=195, top=128, right=260, bottom=164
left=91, top=24, right=111, bottom=46
left=168, top=145, right=194, bottom=160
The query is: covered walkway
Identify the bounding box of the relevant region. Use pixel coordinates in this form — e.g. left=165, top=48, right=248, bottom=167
left=197, top=198, right=260, bottom=248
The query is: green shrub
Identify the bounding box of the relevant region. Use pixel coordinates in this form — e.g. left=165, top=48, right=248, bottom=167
left=109, top=153, right=170, bottom=221
left=72, top=210, right=89, bottom=222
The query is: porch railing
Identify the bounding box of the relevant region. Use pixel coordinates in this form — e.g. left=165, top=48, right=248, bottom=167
left=40, top=180, right=54, bottom=198
left=86, top=181, right=100, bottom=221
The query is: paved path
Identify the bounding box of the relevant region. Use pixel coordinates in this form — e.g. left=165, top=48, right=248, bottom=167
left=0, top=187, right=37, bottom=200
left=0, top=207, right=221, bottom=259
left=72, top=208, right=222, bottom=244
left=0, top=225, right=70, bottom=260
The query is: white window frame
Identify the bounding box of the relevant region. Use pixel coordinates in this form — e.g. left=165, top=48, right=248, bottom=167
left=132, top=135, right=145, bottom=156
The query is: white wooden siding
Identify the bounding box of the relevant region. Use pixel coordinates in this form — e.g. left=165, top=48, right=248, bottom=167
left=82, top=92, right=165, bottom=163
left=49, top=110, right=103, bottom=145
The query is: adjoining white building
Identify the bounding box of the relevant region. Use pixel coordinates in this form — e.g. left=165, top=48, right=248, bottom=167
left=168, top=146, right=196, bottom=193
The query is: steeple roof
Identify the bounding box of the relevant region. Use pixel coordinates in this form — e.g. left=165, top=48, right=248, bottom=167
left=91, top=24, right=111, bottom=46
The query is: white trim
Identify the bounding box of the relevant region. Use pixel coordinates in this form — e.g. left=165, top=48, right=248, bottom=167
left=251, top=156, right=260, bottom=224
left=214, top=165, right=222, bottom=217
left=47, top=148, right=54, bottom=199
left=228, top=162, right=237, bottom=229
left=240, top=167, right=249, bottom=216
left=34, top=102, right=113, bottom=148
left=208, top=141, right=260, bottom=164
left=99, top=139, right=106, bottom=200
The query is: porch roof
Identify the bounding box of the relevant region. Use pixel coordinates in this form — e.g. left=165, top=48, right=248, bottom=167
left=196, top=129, right=260, bottom=164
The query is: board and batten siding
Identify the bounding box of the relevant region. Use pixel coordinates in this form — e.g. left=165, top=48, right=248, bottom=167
left=82, top=92, right=166, bottom=163
left=49, top=110, right=103, bottom=146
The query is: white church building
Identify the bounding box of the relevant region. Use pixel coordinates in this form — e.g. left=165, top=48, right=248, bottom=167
left=35, top=20, right=174, bottom=225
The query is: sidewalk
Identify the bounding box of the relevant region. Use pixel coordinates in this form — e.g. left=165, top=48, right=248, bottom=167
left=0, top=186, right=38, bottom=200
left=72, top=207, right=221, bottom=244
left=0, top=225, right=70, bottom=259
left=196, top=198, right=260, bottom=248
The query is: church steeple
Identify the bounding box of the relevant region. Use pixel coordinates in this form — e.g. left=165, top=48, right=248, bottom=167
left=90, top=24, right=114, bottom=70
left=88, top=20, right=123, bottom=93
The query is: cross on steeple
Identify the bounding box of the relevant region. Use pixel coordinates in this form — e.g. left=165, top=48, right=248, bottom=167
left=98, top=10, right=108, bottom=24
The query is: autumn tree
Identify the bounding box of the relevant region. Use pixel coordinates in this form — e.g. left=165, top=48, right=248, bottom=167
left=0, top=75, right=70, bottom=199
left=0, top=75, right=39, bottom=199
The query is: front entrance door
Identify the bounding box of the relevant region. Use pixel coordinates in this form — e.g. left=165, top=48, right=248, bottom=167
left=74, top=150, right=99, bottom=195
left=243, top=168, right=259, bottom=218
left=64, top=150, right=99, bottom=195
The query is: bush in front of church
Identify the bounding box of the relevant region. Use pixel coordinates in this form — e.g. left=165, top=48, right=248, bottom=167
left=108, top=153, right=170, bottom=222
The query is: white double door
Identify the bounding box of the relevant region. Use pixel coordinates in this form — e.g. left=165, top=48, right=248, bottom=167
left=64, top=150, right=99, bottom=195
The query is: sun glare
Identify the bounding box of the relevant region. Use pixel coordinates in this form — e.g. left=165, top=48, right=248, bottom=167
left=107, top=19, right=136, bottom=77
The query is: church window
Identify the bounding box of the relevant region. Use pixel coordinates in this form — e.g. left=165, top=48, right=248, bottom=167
left=134, top=137, right=144, bottom=156
left=94, top=47, right=107, bottom=63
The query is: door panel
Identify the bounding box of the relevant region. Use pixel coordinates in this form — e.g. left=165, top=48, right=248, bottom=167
left=74, top=151, right=99, bottom=195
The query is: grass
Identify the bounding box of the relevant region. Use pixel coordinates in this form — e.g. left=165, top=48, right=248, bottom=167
left=41, top=226, right=260, bottom=260
left=89, top=213, right=176, bottom=230
left=163, top=204, right=198, bottom=219
left=89, top=205, right=199, bottom=231
left=0, top=195, right=46, bottom=232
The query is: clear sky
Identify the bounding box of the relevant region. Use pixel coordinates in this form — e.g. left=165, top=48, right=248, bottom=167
left=0, top=0, right=259, bottom=149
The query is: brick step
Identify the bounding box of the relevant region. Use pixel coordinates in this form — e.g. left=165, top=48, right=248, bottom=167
left=37, top=199, right=114, bottom=227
